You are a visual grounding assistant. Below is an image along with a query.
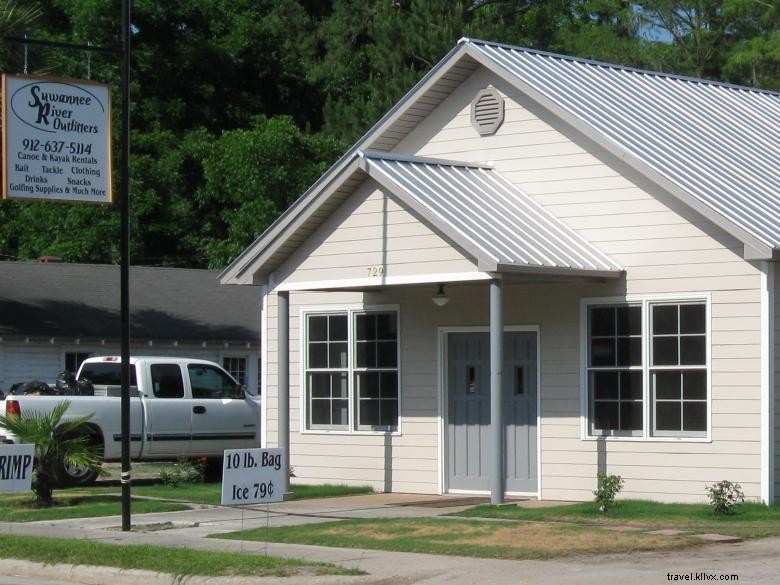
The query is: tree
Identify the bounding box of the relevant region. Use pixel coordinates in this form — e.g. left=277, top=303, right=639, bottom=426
left=0, top=0, right=42, bottom=70
left=190, top=116, right=342, bottom=268
left=0, top=401, right=103, bottom=507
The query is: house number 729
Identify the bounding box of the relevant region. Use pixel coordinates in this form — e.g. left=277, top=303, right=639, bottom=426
left=367, top=265, right=385, bottom=277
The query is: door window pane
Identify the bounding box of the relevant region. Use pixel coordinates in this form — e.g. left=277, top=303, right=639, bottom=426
left=151, top=364, right=184, bottom=399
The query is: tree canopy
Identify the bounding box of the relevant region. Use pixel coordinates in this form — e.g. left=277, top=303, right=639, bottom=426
left=1, top=0, right=777, bottom=269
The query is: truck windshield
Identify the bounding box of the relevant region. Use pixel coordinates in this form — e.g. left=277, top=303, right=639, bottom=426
left=79, top=363, right=137, bottom=386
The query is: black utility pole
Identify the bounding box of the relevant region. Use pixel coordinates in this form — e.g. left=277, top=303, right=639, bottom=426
left=120, top=0, right=132, bottom=532
left=4, top=1, right=133, bottom=532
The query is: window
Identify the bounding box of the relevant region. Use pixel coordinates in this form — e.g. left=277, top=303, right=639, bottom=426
left=150, top=364, right=184, bottom=399
left=585, top=298, right=709, bottom=440
left=304, top=309, right=399, bottom=432
left=65, top=352, right=91, bottom=373
left=189, top=364, right=243, bottom=399
left=78, top=362, right=137, bottom=386
left=222, top=357, right=247, bottom=386
left=651, top=303, right=707, bottom=436
left=587, top=305, right=643, bottom=436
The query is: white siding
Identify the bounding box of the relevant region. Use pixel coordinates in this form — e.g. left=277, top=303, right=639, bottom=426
left=264, top=66, right=764, bottom=502
left=273, top=181, right=478, bottom=288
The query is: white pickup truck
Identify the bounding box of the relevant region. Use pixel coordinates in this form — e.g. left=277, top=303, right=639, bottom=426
left=0, top=356, right=260, bottom=486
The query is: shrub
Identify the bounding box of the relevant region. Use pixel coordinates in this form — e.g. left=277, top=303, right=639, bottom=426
left=706, top=480, right=744, bottom=515
left=594, top=473, right=624, bottom=513
left=159, top=457, right=205, bottom=487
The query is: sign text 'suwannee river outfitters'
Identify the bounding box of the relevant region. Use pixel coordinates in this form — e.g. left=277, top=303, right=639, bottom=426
left=2, top=75, right=112, bottom=203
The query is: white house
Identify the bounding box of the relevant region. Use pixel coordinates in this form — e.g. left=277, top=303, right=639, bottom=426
left=0, top=261, right=262, bottom=395
left=220, top=39, right=780, bottom=504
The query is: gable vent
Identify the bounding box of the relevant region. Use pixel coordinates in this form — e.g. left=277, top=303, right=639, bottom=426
left=471, top=87, right=504, bottom=136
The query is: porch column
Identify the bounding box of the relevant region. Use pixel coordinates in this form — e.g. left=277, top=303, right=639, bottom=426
left=277, top=290, right=290, bottom=496
left=489, top=278, right=504, bottom=505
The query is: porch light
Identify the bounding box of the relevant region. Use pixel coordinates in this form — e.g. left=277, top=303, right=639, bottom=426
left=432, top=284, right=450, bottom=307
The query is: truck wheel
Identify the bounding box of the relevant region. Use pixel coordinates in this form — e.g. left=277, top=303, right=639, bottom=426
left=54, top=433, right=102, bottom=487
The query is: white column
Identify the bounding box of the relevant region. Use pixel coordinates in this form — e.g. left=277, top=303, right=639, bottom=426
left=490, top=279, right=504, bottom=505
left=277, top=290, right=290, bottom=496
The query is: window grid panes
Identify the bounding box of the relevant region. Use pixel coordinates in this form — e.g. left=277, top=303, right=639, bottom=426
left=651, top=303, right=707, bottom=436
left=222, top=357, right=247, bottom=386
left=355, top=313, right=399, bottom=430
left=588, top=305, right=643, bottom=436
left=304, top=310, right=399, bottom=432
left=306, top=314, right=349, bottom=430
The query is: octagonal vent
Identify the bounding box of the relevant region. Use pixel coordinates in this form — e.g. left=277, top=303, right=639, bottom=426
left=471, top=87, right=504, bottom=136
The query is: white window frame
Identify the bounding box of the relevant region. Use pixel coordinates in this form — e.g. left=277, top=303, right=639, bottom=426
left=580, top=294, right=712, bottom=443
left=299, top=304, right=401, bottom=436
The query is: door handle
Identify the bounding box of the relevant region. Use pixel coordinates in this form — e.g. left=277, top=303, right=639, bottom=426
left=193, top=405, right=206, bottom=414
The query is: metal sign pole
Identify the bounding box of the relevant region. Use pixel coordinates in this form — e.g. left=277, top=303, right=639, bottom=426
left=120, top=0, right=132, bottom=532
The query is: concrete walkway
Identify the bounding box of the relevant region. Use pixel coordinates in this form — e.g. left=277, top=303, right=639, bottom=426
left=2, top=493, right=779, bottom=585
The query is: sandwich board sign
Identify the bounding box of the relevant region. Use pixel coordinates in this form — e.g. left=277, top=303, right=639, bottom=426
left=2, top=74, right=112, bottom=203
left=221, top=448, right=285, bottom=505
left=0, top=443, right=35, bottom=493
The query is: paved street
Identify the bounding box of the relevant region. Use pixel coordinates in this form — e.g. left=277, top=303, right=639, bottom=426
left=1, top=494, right=779, bottom=585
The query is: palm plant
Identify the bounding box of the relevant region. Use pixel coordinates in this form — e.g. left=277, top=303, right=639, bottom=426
left=0, top=401, right=103, bottom=507
left=0, top=0, right=42, bottom=70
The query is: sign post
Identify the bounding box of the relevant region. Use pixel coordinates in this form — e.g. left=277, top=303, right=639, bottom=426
left=0, top=444, right=35, bottom=493
left=221, top=448, right=285, bottom=506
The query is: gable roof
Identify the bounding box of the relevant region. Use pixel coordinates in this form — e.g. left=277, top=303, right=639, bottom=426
left=223, top=38, right=779, bottom=285
left=462, top=39, right=780, bottom=259
left=0, top=262, right=260, bottom=343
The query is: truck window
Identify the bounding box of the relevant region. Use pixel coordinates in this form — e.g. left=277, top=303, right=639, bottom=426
left=150, top=364, right=184, bottom=399
left=188, top=364, right=242, bottom=399
left=79, top=363, right=137, bottom=386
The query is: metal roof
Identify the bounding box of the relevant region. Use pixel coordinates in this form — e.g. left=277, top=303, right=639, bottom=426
left=359, top=151, right=622, bottom=276
left=464, top=39, right=780, bottom=255
left=0, top=262, right=260, bottom=342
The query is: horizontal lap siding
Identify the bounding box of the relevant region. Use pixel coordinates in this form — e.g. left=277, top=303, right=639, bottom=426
left=396, top=67, right=763, bottom=503
left=274, top=182, right=477, bottom=287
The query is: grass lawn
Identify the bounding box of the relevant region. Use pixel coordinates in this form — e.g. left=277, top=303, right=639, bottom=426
left=0, top=534, right=361, bottom=578
left=215, top=517, right=697, bottom=560
left=214, top=499, right=780, bottom=560
left=457, top=500, right=780, bottom=539
left=0, top=491, right=187, bottom=522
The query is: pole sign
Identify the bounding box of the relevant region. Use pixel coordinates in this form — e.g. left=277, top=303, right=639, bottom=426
left=221, top=448, right=285, bottom=505
left=0, top=443, right=34, bottom=493
left=1, top=74, right=112, bottom=203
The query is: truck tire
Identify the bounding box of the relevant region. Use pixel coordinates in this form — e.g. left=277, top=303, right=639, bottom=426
left=54, top=432, right=102, bottom=487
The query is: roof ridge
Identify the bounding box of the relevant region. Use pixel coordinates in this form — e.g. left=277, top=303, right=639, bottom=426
left=462, top=37, right=780, bottom=98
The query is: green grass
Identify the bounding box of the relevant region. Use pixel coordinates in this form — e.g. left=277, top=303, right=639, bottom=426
left=456, top=500, right=780, bottom=539
left=0, top=492, right=187, bottom=522
left=215, top=517, right=697, bottom=560
left=0, top=534, right=361, bottom=578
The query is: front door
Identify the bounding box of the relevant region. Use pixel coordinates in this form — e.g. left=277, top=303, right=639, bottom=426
left=447, top=331, right=538, bottom=493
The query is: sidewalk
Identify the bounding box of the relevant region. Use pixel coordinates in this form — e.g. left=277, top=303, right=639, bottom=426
left=2, top=493, right=780, bottom=585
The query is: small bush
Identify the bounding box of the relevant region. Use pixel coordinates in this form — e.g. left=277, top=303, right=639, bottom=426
left=159, top=457, right=205, bottom=487
left=706, top=480, right=744, bottom=515
left=594, top=473, right=623, bottom=513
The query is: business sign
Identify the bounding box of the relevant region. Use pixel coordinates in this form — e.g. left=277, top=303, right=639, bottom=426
left=221, top=448, right=285, bottom=505
left=0, top=443, right=34, bottom=493
left=2, top=75, right=112, bottom=203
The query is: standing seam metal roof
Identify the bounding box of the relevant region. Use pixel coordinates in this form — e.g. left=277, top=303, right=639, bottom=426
left=467, top=40, right=780, bottom=251
left=360, top=151, right=622, bottom=274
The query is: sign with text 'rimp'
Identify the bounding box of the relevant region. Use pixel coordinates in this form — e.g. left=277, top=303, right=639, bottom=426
left=0, top=443, right=35, bottom=493
left=2, top=74, right=112, bottom=203
left=221, top=448, right=285, bottom=506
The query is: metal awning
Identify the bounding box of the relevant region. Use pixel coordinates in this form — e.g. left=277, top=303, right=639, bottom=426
left=359, top=150, right=622, bottom=277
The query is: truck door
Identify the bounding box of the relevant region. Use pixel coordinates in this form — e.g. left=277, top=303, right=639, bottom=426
left=145, top=363, right=192, bottom=456
left=187, top=363, right=258, bottom=455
